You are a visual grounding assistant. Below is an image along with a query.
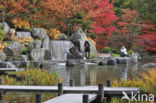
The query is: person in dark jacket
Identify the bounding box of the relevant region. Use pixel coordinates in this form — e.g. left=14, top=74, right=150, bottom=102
left=84, top=40, right=90, bottom=59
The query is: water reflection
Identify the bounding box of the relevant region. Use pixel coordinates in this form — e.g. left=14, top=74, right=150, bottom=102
left=47, top=64, right=140, bottom=86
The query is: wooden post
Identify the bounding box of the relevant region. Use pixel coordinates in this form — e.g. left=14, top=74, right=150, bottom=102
left=0, top=79, right=3, bottom=103
left=36, top=94, right=42, bottom=103
left=107, top=80, right=112, bottom=102
left=58, top=83, right=63, bottom=96
left=70, top=79, right=75, bottom=86
left=97, top=84, right=104, bottom=103
left=83, top=94, right=89, bottom=103
left=107, top=80, right=112, bottom=87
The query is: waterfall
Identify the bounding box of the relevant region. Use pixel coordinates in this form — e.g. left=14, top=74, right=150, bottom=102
left=50, top=41, right=74, bottom=61
left=16, top=32, right=31, bottom=38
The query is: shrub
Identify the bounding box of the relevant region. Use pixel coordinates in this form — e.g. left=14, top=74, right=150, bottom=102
left=127, top=49, right=134, bottom=56
left=0, top=29, right=5, bottom=41
left=0, top=42, right=8, bottom=52
left=111, top=48, right=120, bottom=54
left=47, top=29, right=60, bottom=39
left=21, top=48, right=29, bottom=55
left=89, top=53, right=96, bottom=59
left=102, top=47, right=112, bottom=53
left=113, top=68, right=156, bottom=95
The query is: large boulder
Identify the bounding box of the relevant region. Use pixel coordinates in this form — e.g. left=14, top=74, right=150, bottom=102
left=3, top=42, right=23, bottom=56
left=2, top=22, right=10, bottom=35
left=66, top=59, right=82, bottom=66
left=0, top=52, right=7, bottom=62
left=31, top=48, right=45, bottom=61
left=58, top=33, right=68, bottom=40
left=107, top=58, right=117, bottom=65
left=42, top=35, right=50, bottom=50
left=141, top=63, right=156, bottom=69
left=116, top=58, right=128, bottom=64
left=31, top=28, right=47, bottom=39
left=130, top=53, right=138, bottom=64
left=70, top=28, right=97, bottom=57
left=67, top=47, right=84, bottom=59
left=32, top=40, right=42, bottom=49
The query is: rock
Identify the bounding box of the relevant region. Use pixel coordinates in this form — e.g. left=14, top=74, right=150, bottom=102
left=44, top=50, right=51, bottom=60
left=2, top=22, right=10, bottom=34
left=20, top=61, right=30, bottom=68
left=31, top=48, right=45, bottom=61
left=66, top=59, right=81, bottom=66
left=107, top=58, right=117, bottom=65
left=31, top=28, right=47, bottom=39
left=0, top=52, right=7, bottom=62
left=131, top=52, right=141, bottom=60
left=141, top=63, right=156, bottom=69
left=6, top=62, right=17, bottom=68
left=67, top=47, right=84, bottom=59
left=70, top=28, right=97, bottom=57
left=5, top=28, right=16, bottom=40
left=42, top=35, right=50, bottom=50
left=3, top=42, right=23, bottom=56
left=0, top=62, right=16, bottom=68
left=116, top=58, right=128, bottom=64
left=88, top=40, right=98, bottom=57
left=32, top=40, right=42, bottom=49
left=98, top=62, right=105, bottom=66
left=11, top=55, right=28, bottom=61
left=130, top=53, right=138, bottom=64
left=58, top=33, right=68, bottom=40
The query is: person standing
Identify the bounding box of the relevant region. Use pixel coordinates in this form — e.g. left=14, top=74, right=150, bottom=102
left=84, top=40, right=90, bottom=59
left=120, top=46, right=127, bottom=57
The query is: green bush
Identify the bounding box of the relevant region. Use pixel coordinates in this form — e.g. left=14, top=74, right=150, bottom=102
left=21, top=48, right=29, bottom=55
left=102, top=47, right=112, bottom=53
left=111, top=48, right=121, bottom=54
left=128, top=49, right=134, bottom=55
left=89, top=53, right=96, bottom=59
left=0, top=29, right=5, bottom=41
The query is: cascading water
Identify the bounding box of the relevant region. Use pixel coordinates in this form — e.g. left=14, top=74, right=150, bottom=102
left=50, top=41, right=74, bottom=61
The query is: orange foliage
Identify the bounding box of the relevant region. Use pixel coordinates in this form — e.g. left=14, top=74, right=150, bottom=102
left=1, top=0, right=30, bottom=14
left=47, top=29, right=60, bottom=39
left=13, top=18, right=30, bottom=29
left=0, top=42, right=8, bottom=52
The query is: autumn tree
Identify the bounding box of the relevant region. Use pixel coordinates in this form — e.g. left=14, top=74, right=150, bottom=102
left=110, top=9, right=140, bottom=50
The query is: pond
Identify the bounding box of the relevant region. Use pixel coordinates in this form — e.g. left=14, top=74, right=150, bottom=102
left=47, top=63, right=143, bottom=86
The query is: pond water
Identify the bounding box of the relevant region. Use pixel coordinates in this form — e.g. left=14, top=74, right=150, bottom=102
left=47, top=63, right=143, bottom=86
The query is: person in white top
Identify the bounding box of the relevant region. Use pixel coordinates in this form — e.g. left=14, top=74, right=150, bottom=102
left=120, top=46, right=127, bottom=57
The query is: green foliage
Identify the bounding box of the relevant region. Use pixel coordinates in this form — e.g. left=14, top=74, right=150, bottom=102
left=112, top=53, right=120, bottom=57
left=0, top=29, right=5, bottom=41
left=4, top=41, right=13, bottom=45
left=127, top=49, right=134, bottom=55
left=102, top=47, right=120, bottom=54
left=21, top=48, right=29, bottom=55
left=89, top=53, right=96, bottom=59
left=67, top=12, right=93, bottom=35
left=102, top=47, right=112, bottom=53
left=12, top=56, right=21, bottom=61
